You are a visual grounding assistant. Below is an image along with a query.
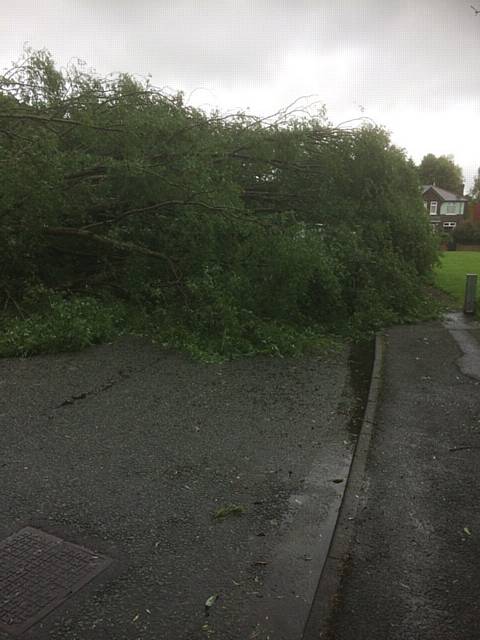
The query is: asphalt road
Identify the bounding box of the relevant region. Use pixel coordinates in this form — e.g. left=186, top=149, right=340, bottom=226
left=322, top=318, right=480, bottom=640
left=0, top=338, right=355, bottom=640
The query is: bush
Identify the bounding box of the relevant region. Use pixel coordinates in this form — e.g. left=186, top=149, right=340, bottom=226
left=453, top=222, right=480, bottom=245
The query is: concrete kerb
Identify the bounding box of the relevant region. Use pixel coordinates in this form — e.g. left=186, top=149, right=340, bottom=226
left=302, top=333, right=385, bottom=640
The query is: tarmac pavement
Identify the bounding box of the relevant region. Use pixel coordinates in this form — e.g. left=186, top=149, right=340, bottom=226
left=305, top=314, right=480, bottom=640
left=0, top=337, right=359, bottom=640
left=6, top=314, right=476, bottom=640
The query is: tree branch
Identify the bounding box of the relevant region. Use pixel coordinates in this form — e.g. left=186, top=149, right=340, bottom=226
left=0, top=112, right=122, bottom=132
left=43, top=226, right=178, bottom=276
left=64, top=165, right=109, bottom=180
left=80, top=199, right=246, bottom=231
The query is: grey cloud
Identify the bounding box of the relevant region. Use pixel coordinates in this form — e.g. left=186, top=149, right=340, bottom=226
left=2, top=0, right=479, bottom=184
left=97, top=1, right=480, bottom=107
left=5, top=1, right=480, bottom=99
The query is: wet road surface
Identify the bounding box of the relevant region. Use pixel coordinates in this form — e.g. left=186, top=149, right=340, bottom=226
left=316, top=318, right=480, bottom=640
left=0, top=338, right=356, bottom=640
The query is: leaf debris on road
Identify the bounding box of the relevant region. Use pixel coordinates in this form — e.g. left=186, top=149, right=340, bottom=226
left=205, top=594, right=219, bottom=617
left=213, top=504, right=245, bottom=519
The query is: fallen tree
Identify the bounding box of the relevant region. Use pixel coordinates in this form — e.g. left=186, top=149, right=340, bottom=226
left=0, top=47, right=438, bottom=358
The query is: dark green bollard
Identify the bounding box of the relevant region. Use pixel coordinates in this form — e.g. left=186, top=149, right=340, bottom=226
left=464, top=273, right=478, bottom=315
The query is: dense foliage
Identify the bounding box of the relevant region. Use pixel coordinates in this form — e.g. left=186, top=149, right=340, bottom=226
left=0, top=48, right=438, bottom=358
left=417, top=153, right=464, bottom=195
left=470, top=167, right=480, bottom=201
left=453, top=221, right=480, bottom=245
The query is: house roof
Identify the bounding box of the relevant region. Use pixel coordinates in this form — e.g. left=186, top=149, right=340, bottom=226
left=421, top=185, right=467, bottom=202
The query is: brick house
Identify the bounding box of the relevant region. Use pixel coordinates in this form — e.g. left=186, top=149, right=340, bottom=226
left=421, top=184, right=468, bottom=232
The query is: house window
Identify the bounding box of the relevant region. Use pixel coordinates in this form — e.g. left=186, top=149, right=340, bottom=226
left=443, top=202, right=458, bottom=215
left=443, top=221, right=457, bottom=229
left=430, top=201, right=438, bottom=215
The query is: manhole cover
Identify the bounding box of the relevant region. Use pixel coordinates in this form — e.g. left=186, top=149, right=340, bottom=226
left=0, top=527, right=112, bottom=636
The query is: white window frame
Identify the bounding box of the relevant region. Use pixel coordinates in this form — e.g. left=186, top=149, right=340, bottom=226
left=443, top=221, right=457, bottom=229
left=430, top=201, right=438, bottom=215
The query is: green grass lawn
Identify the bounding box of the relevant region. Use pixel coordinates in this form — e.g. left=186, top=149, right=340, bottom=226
left=434, top=251, right=480, bottom=307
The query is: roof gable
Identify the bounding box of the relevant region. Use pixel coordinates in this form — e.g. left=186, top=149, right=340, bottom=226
left=421, top=184, right=467, bottom=202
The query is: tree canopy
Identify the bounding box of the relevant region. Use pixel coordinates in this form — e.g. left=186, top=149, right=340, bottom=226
left=417, top=153, right=464, bottom=195
left=470, top=167, right=480, bottom=201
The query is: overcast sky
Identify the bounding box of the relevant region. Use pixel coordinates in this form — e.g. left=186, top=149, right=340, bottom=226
left=2, top=0, right=479, bottom=190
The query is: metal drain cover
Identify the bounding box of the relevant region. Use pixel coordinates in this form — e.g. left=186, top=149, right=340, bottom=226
left=0, top=527, right=112, bottom=636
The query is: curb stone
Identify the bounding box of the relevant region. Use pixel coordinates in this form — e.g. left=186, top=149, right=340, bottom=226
left=302, top=333, right=385, bottom=640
